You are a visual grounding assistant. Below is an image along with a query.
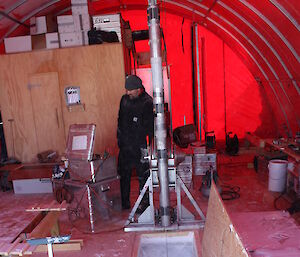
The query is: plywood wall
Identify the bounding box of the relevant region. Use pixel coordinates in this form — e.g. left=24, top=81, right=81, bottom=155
left=0, top=44, right=125, bottom=162
left=202, top=182, right=249, bottom=257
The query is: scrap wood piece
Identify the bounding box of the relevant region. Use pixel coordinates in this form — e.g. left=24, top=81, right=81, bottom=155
left=26, top=200, right=67, bottom=212
left=202, top=182, right=250, bottom=257
left=9, top=243, right=30, bottom=256
left=34, top=242, right=81, bottom=253
left=23, top=245, right=37, bottom=255
left=0, top=238, right=21, bottom=256
left=29, top=211, right=61, bottom=239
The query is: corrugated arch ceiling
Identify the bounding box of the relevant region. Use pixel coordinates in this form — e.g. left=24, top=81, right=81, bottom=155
left=0, top=0, right=299, bottom=134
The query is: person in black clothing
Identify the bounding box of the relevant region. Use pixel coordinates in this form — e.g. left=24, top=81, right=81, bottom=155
left=117, top=75, right=154, bottom=210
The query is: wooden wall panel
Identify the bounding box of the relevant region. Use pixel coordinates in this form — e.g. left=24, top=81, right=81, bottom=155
left=55, top=44, right=125, bottom=156
left=202, top=182, right=249, bottom=257
left=29, top=72, right=66, bottom=154
left=0, top=44, right=125, bottom=162
left=0, top=53, right=40, bottom=161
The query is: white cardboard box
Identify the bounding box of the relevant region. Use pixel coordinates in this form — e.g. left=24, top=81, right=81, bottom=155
left=92, top=14, right=121, bottom=25
left=59, top=31, right=89, bottom=48
left=57, top=15, right=76, bottom=33
left=58, top=14, right=90, bottom=33
left=13, top=178, right=53, bottom=194
left=72, top=1, right=89, bottom=15
left=4, top=35, right=32, bottom=53
left=92, top=14, right=122, bottom=42
left=46, top=32, right=60, bottom=49
left=73, top=14, right=91, bottom=31
left=30, top=16, right=47, bottom=35
left=30, top=15, right=57, bottom=35
left=71, top=0, right=87, bottom=3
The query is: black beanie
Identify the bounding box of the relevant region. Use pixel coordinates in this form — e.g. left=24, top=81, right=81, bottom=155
left=125, top=75, right=143, bottom=90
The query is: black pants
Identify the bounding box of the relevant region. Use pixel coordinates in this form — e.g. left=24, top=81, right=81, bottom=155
left=118, top=148, right=149, bottom=208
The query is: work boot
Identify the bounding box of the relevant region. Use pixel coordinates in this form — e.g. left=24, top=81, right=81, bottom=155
left=122, top=201, right=131, bottom=210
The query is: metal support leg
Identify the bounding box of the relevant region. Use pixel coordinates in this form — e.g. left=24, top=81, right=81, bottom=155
left=177, top=176, right=206, bottom=221
left=125, top=176, right=154, bottom=226
left=47, top=243, right=53, bottom=257
left=86, top=184, right=95, bottom=232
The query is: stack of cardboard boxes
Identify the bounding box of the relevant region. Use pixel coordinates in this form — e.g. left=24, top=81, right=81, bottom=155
left=58, top=0, right=91, bottom=48
left=3, top=1, right=128, bottom=54
left=4, top=15, right=58, bottom=53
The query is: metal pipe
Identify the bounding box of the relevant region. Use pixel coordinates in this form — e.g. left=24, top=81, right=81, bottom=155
left=86, top=184, right=95, bottom=232
left=195, top=24, right=202, bottom=141
left=147, top=0, right=170, bottom=227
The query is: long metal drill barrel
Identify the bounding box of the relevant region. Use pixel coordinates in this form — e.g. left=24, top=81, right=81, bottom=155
left=147, top=0, right=171, bottom=227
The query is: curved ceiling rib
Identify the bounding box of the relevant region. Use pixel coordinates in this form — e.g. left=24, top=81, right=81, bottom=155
left=186, top=0, right=296, bottom=108
left=0, top=0, right=297, bottom=133
left=0, top=0, right=60, bottom=43
left=211, top=10, right=292, bottom=105
left=269, top=0, right=300, bottom=31
left=239, top=0, right=300, bottom=63
left=0, top=0, right=27, bottom=22
left=164, top=0, right=292, bottom=134
left=173, top=1, right=294, bottom=130
left=218, top=1, right=300, bottom=95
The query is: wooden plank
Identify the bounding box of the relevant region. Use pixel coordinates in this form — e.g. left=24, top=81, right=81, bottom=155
left=0, top=238, right=21, bottom=255
left=29, top=211, right=61, bottom=239
left=34, top=242, right=81, bottom=252
left=26, top=200, right=67, bottom=212
left=202, top=182, right=249, bottom=257
left=23, top=245, right=37, bottom=255
left=21, top=212, right=46, bottom=234
left=9, top=243, right=30, bottom=256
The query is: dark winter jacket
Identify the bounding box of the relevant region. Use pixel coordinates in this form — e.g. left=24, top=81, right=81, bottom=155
left=117, top=91, right=154, bottom=152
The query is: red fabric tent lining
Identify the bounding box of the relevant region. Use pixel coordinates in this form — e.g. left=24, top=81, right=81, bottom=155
left=0, top=0, right=298, bottom=136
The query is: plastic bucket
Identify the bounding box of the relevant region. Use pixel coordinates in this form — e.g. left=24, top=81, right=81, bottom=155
left=268, top=159, right=288, bottom=192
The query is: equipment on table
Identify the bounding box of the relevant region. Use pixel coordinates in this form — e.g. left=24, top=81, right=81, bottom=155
left=173, top=124, right=197, bottom=148
left=205, top=131, right=216, bottom=149
left=200, top=165, right=220, bottom=197
left=225, top=132, right=239, bottom=155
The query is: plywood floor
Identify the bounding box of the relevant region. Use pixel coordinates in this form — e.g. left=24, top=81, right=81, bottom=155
left=0, top=151, right=299, bottom=257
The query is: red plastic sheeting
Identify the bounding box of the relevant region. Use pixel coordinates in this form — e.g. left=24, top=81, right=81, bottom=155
left=122, top=10, right=277, bottom=140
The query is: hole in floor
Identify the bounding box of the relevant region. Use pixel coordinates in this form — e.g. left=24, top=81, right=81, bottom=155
left=136, top=231, right=200, bottom=257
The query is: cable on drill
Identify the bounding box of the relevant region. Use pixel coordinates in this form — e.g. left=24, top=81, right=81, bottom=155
left=220, top=184, right=240, bottom=201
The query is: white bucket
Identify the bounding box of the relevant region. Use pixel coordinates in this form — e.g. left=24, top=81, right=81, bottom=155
left=268, top=159, right=288, bottom=192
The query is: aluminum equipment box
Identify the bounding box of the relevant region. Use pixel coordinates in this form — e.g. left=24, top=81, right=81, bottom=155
left=63, top=176, right=122, bottom=233
left=193, top=153, right=217, bottom=175
left=68, top=156, right=118, bottom=182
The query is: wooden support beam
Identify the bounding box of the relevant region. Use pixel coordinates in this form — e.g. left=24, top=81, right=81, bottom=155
left=34, top=242, right=81, bottom=252
left=29, top=211, right=61, bottom=239
left=26, top=200, right=67, bottom=212
left=9, top=243, right=30, bottom=256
